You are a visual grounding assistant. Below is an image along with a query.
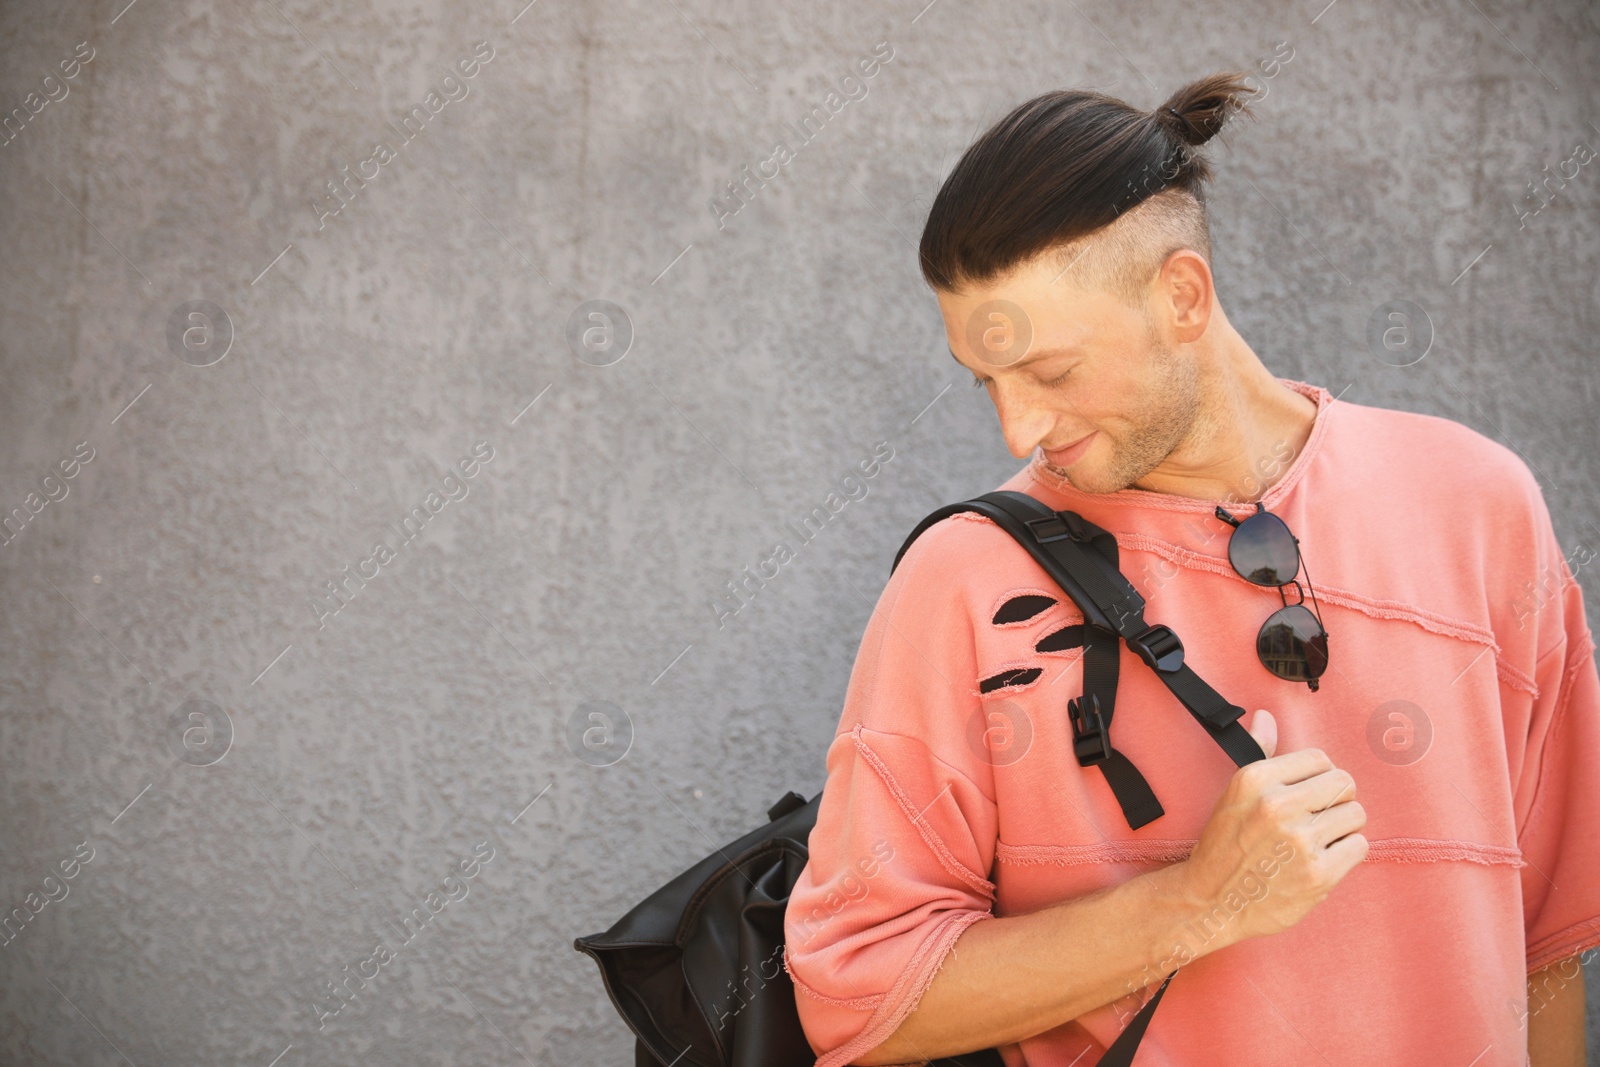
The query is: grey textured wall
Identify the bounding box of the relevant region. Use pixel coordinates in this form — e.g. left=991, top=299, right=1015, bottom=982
left=1, top=0, right=1596, bottom=1063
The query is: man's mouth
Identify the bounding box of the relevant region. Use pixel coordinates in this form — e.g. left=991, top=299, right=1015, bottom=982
left=1043, top=431, right=1097, bottom=468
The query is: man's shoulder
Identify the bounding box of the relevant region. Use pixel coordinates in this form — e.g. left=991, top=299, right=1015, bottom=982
left=893, top=506, right=1039, bottom=582
left=1332, top=395, right=1540, bottom=503
left=887, top=501, right=1082, bottom=619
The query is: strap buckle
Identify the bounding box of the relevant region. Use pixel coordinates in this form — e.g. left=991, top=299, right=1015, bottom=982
left=1069, top=693, right=1111, bottom=765
left=766, top=790, right=808, bottom=823
left=1025, top=511, right=1092, bottom=544
left=1024, top=515, right=1071, bottom=543
left=1127, top=624, right=1185, bottom=673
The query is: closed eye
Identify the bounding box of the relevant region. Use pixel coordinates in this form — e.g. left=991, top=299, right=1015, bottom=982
left=972, top=370, right=1070, bottom=389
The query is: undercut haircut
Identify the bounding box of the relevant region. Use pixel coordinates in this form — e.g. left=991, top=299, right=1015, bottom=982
left=918, top=72, right=1260, bottom=309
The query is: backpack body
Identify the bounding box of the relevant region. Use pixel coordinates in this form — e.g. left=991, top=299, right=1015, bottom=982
left=574, top=787, right=1004, bottom=1067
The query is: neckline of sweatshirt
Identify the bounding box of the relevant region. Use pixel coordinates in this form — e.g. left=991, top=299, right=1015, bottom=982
left=1023, top=376, right=1334, bottom=521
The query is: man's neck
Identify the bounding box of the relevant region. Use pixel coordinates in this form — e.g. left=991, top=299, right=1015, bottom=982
left=1130, top=341, right=1319, bottom=504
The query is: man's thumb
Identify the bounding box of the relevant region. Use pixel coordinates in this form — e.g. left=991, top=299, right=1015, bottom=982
left=1247, top=708, right=1277, bottom=759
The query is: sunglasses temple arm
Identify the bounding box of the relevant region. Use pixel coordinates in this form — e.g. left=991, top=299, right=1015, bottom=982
left=1298, top=553, right=1328, bottom=627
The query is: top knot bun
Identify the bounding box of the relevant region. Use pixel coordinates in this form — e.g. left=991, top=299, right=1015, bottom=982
left=1155, top=71, right=1260, bottom=147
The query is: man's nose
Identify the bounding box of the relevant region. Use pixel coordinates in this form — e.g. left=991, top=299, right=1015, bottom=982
left=990, top=380, right=1057, bottom=460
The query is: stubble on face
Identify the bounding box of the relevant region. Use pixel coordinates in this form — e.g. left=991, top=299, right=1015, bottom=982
left=1039, top=311, right=1202, bottom=494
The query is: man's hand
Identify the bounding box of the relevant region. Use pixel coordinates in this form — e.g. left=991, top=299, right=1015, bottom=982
left=1172, top=709, right=1369, bottom=945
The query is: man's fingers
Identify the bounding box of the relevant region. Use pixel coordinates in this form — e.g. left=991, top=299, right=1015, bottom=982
left=1306, top=798, right=1366, bottom=848
left=1247, top=708, right=1277, bottom=760
left=1321, top=831, right=1370, bottom=876
left=1282, top=766, right=1358, bottom=817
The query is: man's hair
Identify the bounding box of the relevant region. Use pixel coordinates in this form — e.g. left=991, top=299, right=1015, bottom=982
left=918, top=72, right=1260, bottom=308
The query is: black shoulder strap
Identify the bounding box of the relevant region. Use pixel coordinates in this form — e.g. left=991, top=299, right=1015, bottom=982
left=892, top=490, right=1266, bottom=830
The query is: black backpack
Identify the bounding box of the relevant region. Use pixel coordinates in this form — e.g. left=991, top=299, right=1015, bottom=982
left=574, top=490, right=1267, bottom=1067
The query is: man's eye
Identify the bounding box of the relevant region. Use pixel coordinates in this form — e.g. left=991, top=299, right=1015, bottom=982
left=970, top=377, right=987, bottom=389
left=1045, top=369, right=1071, bottom=387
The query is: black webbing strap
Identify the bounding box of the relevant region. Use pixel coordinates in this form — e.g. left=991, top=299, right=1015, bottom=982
left=979, top=491, right=1266, bottom=772
left=1071, top=624, right=1165, bottom=831
left=890, top=490, right=1266, bottom=824
left=1036, top=622, right=1161, bottom=826
left=893, top=494, right=1164, bottom=829
left=1100, top=969, right=1175, bottom=1067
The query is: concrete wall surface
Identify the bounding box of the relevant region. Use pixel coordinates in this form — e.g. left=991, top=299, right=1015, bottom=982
left=0, top=0, right=1596, bottom=1063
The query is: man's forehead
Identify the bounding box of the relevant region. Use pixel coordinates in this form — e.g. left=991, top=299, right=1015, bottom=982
left=946, top=294, right=1093, bottom=366
left=941, top=285, right=1104, bottom=366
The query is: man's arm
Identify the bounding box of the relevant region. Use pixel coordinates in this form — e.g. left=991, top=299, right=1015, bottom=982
left=1494, top=466, right=1600, bottom=1067
left=1527, top=953, right=1587, bottom=1067
left=855, top=860, right=1221, bottom=1065
left=856, top=711, right=1369, bottom=1066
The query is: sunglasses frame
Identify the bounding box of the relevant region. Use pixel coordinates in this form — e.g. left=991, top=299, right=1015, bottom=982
left=1215, top=502, right=1330, bottom=691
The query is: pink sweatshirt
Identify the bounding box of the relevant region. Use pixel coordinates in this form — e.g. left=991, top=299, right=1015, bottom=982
left=783, top=379, right=1600, bottom=1066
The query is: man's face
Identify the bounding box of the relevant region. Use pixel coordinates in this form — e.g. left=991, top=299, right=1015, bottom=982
left=937, top=251, right=1201, bottom=495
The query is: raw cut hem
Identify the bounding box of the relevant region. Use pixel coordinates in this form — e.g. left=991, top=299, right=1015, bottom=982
left=808, top=909, right=995, bottom=1067
left=786, top=951, right=886, bottom=1010
left=1526, top=915, right=1600, bottom=974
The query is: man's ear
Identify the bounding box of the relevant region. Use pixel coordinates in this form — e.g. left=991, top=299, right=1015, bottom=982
left=1159, top=248, right=1214, bottom=345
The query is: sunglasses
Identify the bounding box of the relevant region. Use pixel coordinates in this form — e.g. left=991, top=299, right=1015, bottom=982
left=1214, top=502, right=1330, bottom=691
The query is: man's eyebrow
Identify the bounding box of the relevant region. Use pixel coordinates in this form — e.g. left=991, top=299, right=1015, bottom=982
left=949, top=345, right=1073, bottom=370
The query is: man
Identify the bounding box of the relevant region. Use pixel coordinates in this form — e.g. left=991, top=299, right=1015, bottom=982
left=782, top=72, right=1597, bottom=1066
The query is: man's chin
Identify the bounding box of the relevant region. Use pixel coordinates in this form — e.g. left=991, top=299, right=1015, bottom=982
left=1040, top=458, right=1073, bottom=482
left=1043, top=460, right=1094, bottom=492
left=1040, top=458, right=1124, bottom=494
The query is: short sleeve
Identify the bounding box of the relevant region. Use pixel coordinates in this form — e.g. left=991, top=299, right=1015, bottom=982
left=1508, top=480, right=1600, bottom=972
left=783, top=517, right=1002, bottom=1067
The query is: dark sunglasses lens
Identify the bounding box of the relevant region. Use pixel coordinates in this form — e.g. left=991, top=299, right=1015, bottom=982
left=1257, top=604, right=1329, bottom=682
left=1229, top=512, right=1300, bottom=586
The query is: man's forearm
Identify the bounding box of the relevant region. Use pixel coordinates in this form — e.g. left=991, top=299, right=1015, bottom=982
left=855, top=862, right=1224, bottom=1066
left=1527, top=953, right=1587, bottom=1067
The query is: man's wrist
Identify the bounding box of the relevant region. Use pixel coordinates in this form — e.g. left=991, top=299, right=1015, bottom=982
left=1134, top=860, right=1239, bottom=976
